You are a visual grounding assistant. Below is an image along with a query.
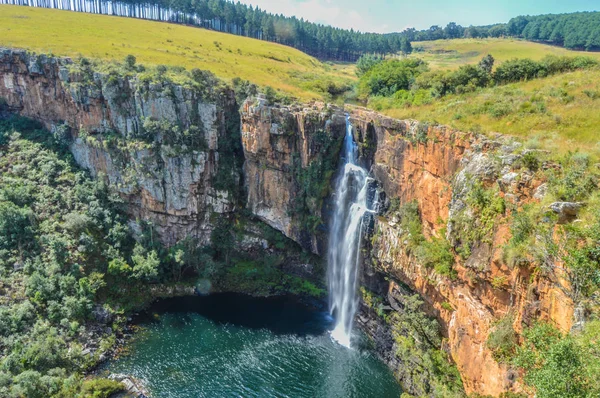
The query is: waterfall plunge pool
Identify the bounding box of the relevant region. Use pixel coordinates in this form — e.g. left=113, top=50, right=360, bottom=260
left=107, top=293, right=402, bottom=397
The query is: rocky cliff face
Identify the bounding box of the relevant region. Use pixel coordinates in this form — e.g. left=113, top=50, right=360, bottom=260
left=0, top=49, right=346, bottom=251
left=0, top=48, right=240, bottom=246
left=0, top=49, right=578, bottom=397
left=349, top=107, right=574, bottom=396
left=241, top=99, right=346, bottom=254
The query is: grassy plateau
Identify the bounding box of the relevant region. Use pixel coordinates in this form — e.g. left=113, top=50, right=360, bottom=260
left=0, top=5, right=355, bottom=100
left=410, top=38, right=600, bottom=70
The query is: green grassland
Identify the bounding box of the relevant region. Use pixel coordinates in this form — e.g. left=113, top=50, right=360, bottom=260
left=0, top=5, right=355, bottom=100
left=410, top=38, right=600, bottom=70
left=380, top=68, right=600, bottom=155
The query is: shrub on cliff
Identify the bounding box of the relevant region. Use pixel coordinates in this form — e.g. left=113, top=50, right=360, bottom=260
left=513, top=321, right=600, bottom=397
left=390, top=295, right=464, bottom=396
left=487, top=313, right=518, bottom=363
left=395, top=201, right=457, bottom=278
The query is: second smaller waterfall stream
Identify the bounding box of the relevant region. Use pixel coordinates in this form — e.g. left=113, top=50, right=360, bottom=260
left=328, top=116, right=376, bottom=348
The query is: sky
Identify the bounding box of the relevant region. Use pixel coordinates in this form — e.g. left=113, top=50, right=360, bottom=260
left=235, top=0, right=600, bottom=33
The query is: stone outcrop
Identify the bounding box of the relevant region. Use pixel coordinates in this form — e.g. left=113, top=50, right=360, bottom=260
left=0, top=49, right=347, bottom=251
left=241, top=97, right=346, bottom=254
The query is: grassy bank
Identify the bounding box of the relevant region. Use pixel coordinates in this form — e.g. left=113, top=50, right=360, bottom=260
left=409, top=38, right=600, bottom=70
left=0, top=5, right=355, bottom=100
left=378, top=68, right=600, bottom=155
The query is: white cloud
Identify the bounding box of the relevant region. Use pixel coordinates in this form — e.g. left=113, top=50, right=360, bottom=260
left=237, top=0, right=390, bottom=33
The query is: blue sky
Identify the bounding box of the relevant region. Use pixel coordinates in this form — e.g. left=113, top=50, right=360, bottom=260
left=236, top=0, right=599, bottom=33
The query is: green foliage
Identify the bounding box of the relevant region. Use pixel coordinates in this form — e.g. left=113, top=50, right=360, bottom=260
left=0, top=116, right=139, bottom=394
left=131, top=244, right=160, bottom=281
left=81, top=378, right=125, bottom=398
left=124, top=54, right=136, bottom=70
left=561, top=210, right=600, bottom=300
left=478, top=54, right=495, bottom=74
left=300, top=78, right=352, bottom=101
left=417, top=235, right=456, bottom=278
left=212, top=97, right=243, bottom=199
left=140, top=117, right=208, bottom=151
left=219, top=255, right=325, bottom=298
left=359, top=58, right=427, bottom=98
left=507, top=12, right=600, bottom=51
left=356, top=54, right=384, bottom=77
left=521, top=151, right=540, bottom=172
left=167, top=237, right=216, bottom=281
left=232, top=77, right=258, bottom=104
left=503, top=204, right=545, bottom=268
left=451, top=181, right=505, bottom=260
left=264, top=86, right=278, bottom=104
left=513, top=322, right=600, bottom=398
left=390, top=295, right=464, bottom=396
left=547, top=152, right=598, bottom=202
left=368, top=54, right=598, bottom=115
left=493, top=56, right=598, bottom=84
left=291, top=129, right=341, bottom=234
left=487, top=313, right=518, bottom=363
left=395, top=201, right=456, bottom=278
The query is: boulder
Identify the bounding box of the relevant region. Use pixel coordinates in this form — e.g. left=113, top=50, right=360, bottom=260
left=549, top=201, right=584, bottom=223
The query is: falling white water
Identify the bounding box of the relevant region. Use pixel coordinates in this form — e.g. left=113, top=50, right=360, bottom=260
left=328, top=116, right=376, bottom=348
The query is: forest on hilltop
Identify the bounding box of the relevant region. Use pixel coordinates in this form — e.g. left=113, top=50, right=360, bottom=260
left=2, top=0, right=598, bottom=61
left=0, top=0, right=411, bottom=61
left=398, top=12, right=600, bottom=52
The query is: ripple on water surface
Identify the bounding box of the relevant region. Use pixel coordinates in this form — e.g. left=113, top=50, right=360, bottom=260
left=108, top=294, right=402, bottom=398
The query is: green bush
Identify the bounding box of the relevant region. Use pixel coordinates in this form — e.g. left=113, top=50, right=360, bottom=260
left=395, top=201, right=456, bottom=278
left=547, top=152, right=598, bottom=202
left=358, top=58, right=427, bottom=98
left=355, top=54, right=384, bottom=77
left=81, top=378, right=125, bottom=398
left=417, top=235, right=456, bottom=278
left=513, top=322, right=600, bottom=398
left=487, top=314, right=518, bottom=363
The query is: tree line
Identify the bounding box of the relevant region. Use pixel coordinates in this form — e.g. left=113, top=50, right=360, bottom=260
left=506, top=12, right=600, bottom=51
left=391, top=11, right=600, bottom=52
left=0, top=0, right=411, bottom=61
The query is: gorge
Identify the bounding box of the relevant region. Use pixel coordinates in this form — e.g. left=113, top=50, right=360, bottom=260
left=0, top=48, right=589, bottom=397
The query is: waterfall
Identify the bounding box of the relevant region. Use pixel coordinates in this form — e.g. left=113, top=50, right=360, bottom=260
left=328, top=116, right=376, bottom=348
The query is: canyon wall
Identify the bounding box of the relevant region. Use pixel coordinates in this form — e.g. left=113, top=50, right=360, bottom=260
left=241, top=99, right=345, bottom=254
left=0, top=48, right=239, bottom=246
left=0, top=49, right=345, bottom=253
left=349, top=107, right=574, bottom=396
left=0, top=49, right=577, bottom=396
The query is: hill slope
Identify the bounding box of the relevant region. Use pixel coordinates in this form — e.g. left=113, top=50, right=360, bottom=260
left=381, top=68, right=600, bottom=154
left=410, top=38, right=600, bottom=70
left=0, top=5, right=354, bottom=100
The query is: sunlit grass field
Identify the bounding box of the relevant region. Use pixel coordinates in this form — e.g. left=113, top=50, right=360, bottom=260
left=409, top=38, right=600, bottom=70
left=0, top=5, right=355, bottom=100
left=380, top=69, right=600, bottom=155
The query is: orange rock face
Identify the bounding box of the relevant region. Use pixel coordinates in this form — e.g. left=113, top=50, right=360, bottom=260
left=350, top=106, right=574, bottom=396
